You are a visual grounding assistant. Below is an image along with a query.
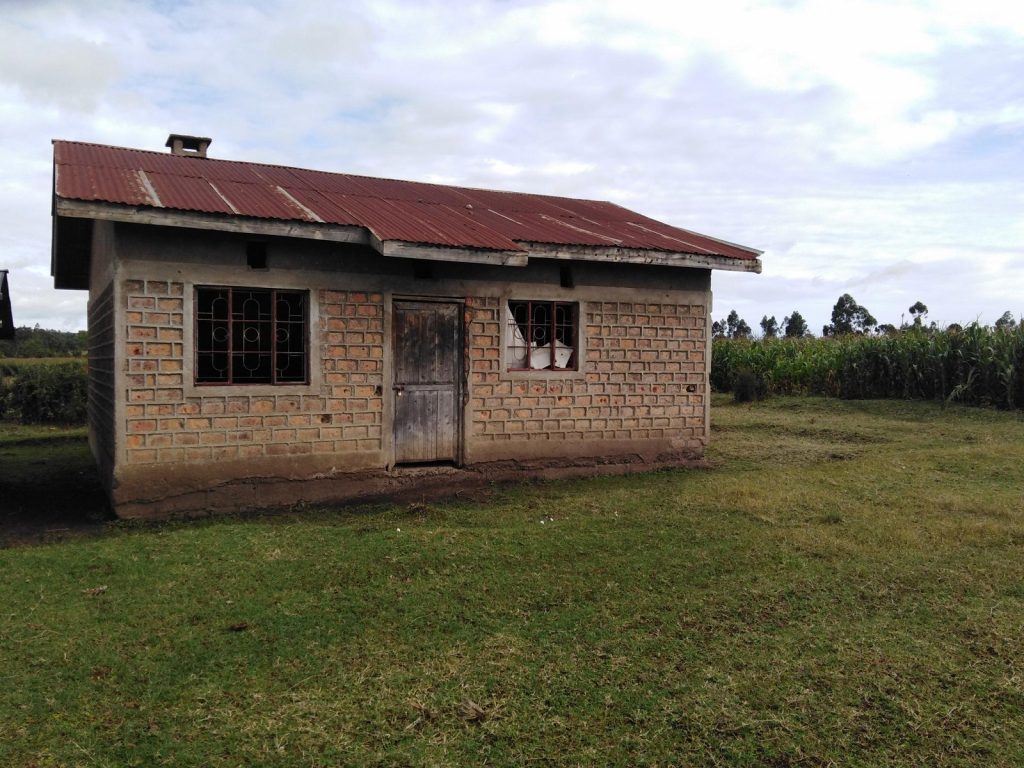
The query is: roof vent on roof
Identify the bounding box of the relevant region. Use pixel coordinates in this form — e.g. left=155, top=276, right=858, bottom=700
left=165, top=134, right=212, bottom=158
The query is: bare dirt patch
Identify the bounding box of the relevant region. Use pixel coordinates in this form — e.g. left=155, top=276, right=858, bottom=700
left=0, top=430, right=111, bottom=547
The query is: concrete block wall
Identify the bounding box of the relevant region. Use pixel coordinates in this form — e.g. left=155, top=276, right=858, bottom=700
left=120, top=281, right=707, bottom=470
left=320, top=290, right=386, bottom=454
left=121, top=280, right=384, bottom=467
left=86, top=281, right=116, bottom=488
left=466, top=297, right=707, bottom=453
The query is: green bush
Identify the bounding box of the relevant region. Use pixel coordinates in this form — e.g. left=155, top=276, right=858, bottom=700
left=733, top=367, right=767, bottom=403
left=0, top=326, right=88, bottom=358
left=0, top=361, right=88, bottom=424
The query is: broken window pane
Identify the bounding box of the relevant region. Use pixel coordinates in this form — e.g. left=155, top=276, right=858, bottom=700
left=506, top=300, right=577, bottom=371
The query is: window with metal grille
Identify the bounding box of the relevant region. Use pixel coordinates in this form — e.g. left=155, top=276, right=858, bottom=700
left=506, top=300, right=577, bottom=371
left=195, top=287, right=308, bottom=385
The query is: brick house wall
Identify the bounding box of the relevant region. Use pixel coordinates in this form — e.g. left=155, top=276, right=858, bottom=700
left=86, top=281, right=116, bottom=488
left=121, top=281, right=386, bottom=467
left=118, top=284, right=707, bottom=473
left=85, top=221, right=118, bottom=494
left=465, top=297, right=708, bottom=460
left=101, top=223, right=712, bottom=516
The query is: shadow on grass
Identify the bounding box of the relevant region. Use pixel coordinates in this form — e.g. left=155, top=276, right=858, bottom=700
left=0, top=423, right=500, bottom=547
left=0, top=425, right=112, bottom=547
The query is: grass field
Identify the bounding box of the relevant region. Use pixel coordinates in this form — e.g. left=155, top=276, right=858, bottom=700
left=2, top=396, right=1023, bottom=766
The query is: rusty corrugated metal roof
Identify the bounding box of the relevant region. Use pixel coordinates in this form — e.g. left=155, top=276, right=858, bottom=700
left=53, top=140, right=761, bottom=261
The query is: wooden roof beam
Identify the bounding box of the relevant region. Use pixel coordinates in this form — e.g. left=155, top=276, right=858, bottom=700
left=521, top=242, right=763, bottom=273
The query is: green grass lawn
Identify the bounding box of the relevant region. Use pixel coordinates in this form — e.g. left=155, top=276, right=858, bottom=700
left=2, top=396, right=1023, bottom=766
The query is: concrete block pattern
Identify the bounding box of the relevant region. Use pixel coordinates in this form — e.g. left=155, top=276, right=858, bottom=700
left=121, top=283, right=385, bottom=465
left=87, top=281, right=116, bottom=490
left=467, top=298, right=707, bottom=451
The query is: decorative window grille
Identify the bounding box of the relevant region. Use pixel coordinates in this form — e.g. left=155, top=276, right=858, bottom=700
left=195, top=287, right=307, bottom=385
left=506, top=300, right=577, bottom=371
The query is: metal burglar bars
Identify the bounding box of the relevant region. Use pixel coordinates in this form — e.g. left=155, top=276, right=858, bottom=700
left=195, top=286, right=307, bottom=384
left=506, top=299, right=577, bottom=371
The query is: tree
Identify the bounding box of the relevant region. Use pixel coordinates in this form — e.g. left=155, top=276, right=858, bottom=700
left=909, top=301, right=928, bottom=327
left=994, top=311, right=1018, bottom=330
left=711, top=319, right=726, bottom=339
left=726, top=309, right=751, bottom=339
left=877, top=323, right=898, bottom=335
left=0, top=325, right=88, bottom=358
left=822, top=294, right=876, bottom=336
left=782, top=311, right=809, bottom=338
left=760, top=315, right=779, bottom=339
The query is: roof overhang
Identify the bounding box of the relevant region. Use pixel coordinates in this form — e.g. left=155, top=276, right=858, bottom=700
left=52, top=213, right=93, bottom=289
left=54, top=198, right=371, bottom=247
left=52, top=198, right=759, bottom=290
left=523, top=241, right=762, bottom=273
left=370, top=235, right=527, bottom=267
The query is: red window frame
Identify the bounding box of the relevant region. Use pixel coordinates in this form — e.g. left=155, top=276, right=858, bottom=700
left=195, top=286, right=308, bottom=385
left=506, top=299, right=578, bottom=372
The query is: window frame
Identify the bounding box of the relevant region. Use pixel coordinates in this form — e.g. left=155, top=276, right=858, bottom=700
left=193, top=285, right=309, bottom=386
left=504, top=298, right=580, bottom=373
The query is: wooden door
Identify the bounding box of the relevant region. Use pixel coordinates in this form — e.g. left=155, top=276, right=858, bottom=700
left=392, top=300, right=462, bottom=464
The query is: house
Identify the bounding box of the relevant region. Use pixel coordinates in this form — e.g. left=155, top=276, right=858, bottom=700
left=0, top=270, right=13, bottom=340
left=51, top=135, right=761, bottom=518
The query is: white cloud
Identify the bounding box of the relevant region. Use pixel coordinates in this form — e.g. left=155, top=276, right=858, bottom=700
left=485, top=159, right=525, bottom=177
left=0, top=0, right=1021, bottom=333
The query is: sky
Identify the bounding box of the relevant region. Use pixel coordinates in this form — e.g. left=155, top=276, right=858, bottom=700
left=1, top=0, right=1022, bottom=334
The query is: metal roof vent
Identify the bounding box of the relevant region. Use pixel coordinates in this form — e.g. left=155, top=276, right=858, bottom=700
left=165, top=134, right=212, bottom=158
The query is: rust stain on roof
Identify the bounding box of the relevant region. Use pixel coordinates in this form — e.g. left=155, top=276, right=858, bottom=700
left=53, top=140, right=761, bottom=261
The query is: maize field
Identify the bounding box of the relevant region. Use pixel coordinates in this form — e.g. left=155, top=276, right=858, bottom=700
left=711, top=324, right=1024, bottom=408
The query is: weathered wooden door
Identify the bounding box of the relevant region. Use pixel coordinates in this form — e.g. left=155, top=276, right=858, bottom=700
left=392, top=300, right=462, bottom=464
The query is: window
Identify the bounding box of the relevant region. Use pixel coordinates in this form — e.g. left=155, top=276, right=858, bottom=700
left=506, top=300, right=577, bottom=371
left=195, top=286, right=308, bottom=384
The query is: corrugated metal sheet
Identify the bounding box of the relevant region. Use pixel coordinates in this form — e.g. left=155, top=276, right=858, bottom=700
left=282, top=188, right=363, bottom=227
left=53, top=140, right=761, bottom=260
left=211, top=179, right=315, bottom=222
left=145, top=172, right=236, bottom=214
left=56, top=164, right=153, bottom=206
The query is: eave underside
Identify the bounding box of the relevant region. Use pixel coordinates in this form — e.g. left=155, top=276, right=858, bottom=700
left=52, top=199, right=762, bottom=289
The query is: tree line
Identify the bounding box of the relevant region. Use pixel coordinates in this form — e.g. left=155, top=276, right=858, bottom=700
left=713, top=294, right=1020, bottom=339
left=0, top=326, right=88, bottom=358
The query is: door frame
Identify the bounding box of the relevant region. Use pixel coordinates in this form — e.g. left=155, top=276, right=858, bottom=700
left=384, top=293, right=466, bottom=469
